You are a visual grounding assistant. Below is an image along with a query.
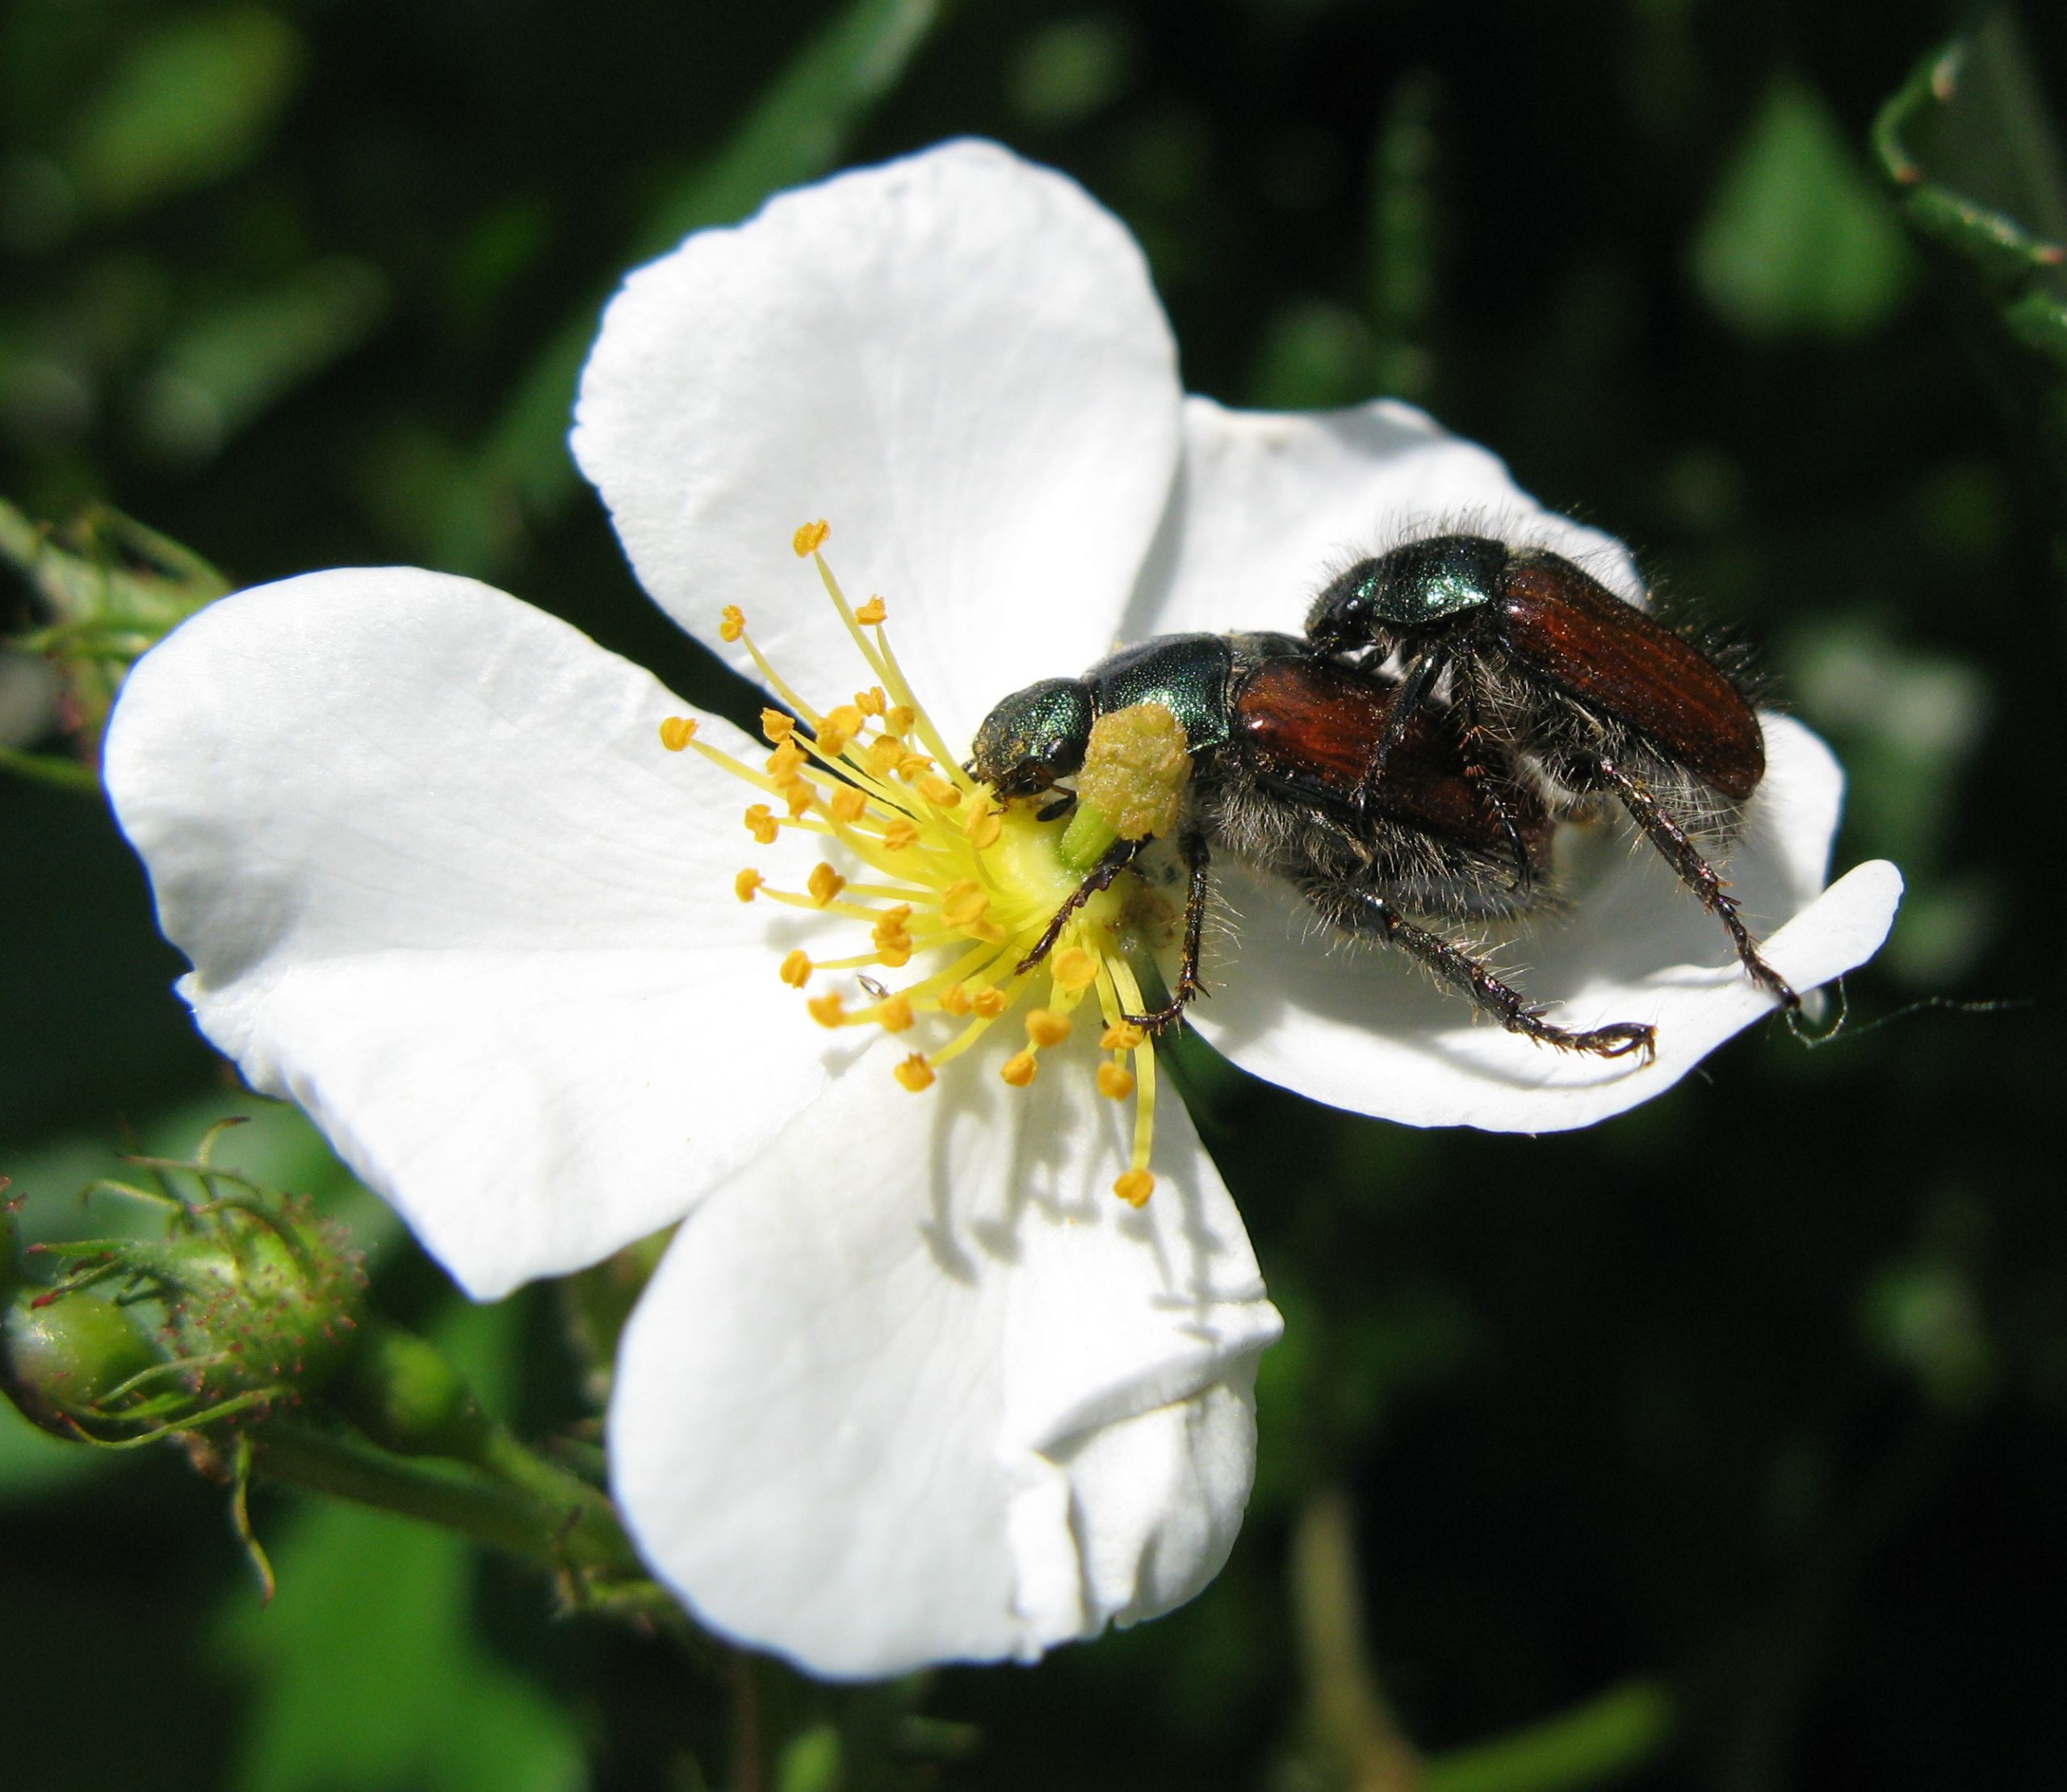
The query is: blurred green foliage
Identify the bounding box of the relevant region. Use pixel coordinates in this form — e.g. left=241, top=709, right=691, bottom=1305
left=5, top=2, right=2065, bottom=1790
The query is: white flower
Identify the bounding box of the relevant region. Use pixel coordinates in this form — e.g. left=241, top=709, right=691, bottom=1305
left=103, top=140, right=1899, bottom=1678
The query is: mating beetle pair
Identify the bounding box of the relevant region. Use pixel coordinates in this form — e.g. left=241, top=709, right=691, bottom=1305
left=968, top=531, right=1797, bottom=1060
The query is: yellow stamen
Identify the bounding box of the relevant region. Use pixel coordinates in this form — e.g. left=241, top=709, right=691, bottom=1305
left=1054, top=948, right=1097, bottom=994
left=744, top=805, right=779, bottom=844
left=735, top=869, right=764, bottom=902
left=1101, top=1021, right=1146, bottom=1052
left=886, top=705, right=915, bottom=735
left=973, top=988, right=1007, bottom=1019
left=963, top=803, right=1003, bottom=848
left=1113, top=1169, right=1155, bottom=1207
left=719, top=605, right=745, bottom=643
left=767, top=740, right=807, bottom=781
left=894, top=1053, right=935, bottom=1092
left=807, top=863, right=846, bottom=906
left=784, top=780, right=815, bottom=818
left=1025, top=1009, right=1071, bottom=1048
left=941, top=983, right=972, bottom=1016
left=878, top=994, right=916, bottom=1033
left=883, top=817, right=919, bottom=852
left=793, top=519, right=830, bottom=556
left=941, top=881, right=989, bottom=929
left=1096, top=1062, right=1136, bottom=1100
left=660, top=715, right=698, bottom=752
left=854, top=596, right=887, bottom=626
left=779, top=949, right=812, bottom=988
left=856, top=686, right=887, bottom=717
left=761, top=708, right=796, bottom=743
left=830, top=784, right=868, bottom=823
left=808, top=991, right=846, bottom=1028
left=1000, top=1051, right=1038, bottom=1088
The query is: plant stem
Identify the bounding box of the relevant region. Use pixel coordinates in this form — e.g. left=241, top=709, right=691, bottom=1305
left=253, top=1418, right=648, bottom=1585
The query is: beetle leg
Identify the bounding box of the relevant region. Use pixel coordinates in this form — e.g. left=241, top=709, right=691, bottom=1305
left=1015, top=835, right=1144, bottom=977
left=1593, top=755, right=1801, bottom=1013
left=1306, top=880, right=1656, bottom=1061
left=1373, top=646, right=1446, bottom=772
left=1121, top=829, right=1213, bottom=1033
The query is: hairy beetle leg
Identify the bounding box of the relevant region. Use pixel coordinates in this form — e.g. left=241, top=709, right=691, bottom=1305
left=1120, top=831, right=1213, bottom=1034
left=1016, top=835, right=1143, bottom=977
left=1595, top=756, right=1800, bottom=1014
left=1307, top=881, right=1659, bottom=1064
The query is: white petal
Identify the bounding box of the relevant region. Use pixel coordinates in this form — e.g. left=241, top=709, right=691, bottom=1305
left=105, top=567, right=856, bottom=1296
left=609, top=1047, right=1280, bottom=1678
left=573, top=140, right=1182, bottom=748
left=1127, top=396, right=1643, bottom=641
left=1187, top=715, right=1902, bottom=1131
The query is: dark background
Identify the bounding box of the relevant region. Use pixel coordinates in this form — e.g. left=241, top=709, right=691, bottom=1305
left=4, top=2, right=2062, bottom=1788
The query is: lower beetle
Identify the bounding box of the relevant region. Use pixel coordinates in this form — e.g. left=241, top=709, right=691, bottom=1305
left=1306, top=533, right=1797, bottom=1015
left=969, top=631, right=1657, bottom=1060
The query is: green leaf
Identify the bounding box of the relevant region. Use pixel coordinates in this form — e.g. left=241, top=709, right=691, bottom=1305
left=423, top=0, right=941, bottom=576
left=1692, top=73, right=1914, bottom=339
left=216, top=1302, right=587, bottom=1792
left=1874, top=6, right=2067, bottom=503
left=64, top=6, right=305, bottom=217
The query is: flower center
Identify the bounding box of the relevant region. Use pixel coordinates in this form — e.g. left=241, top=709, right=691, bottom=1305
left=660, top=521, right=1168, bottom=1206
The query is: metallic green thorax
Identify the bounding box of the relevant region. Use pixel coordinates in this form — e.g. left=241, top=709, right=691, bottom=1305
left=1083, top=634, right=1235, bottom=752
left=1352, top=534, right=1510, bottom=626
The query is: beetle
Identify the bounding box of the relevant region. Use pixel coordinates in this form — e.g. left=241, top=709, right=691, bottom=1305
left=969, top=630, right=1657, bottom=1060
left=1305, top=533, right=1798, bottom=1015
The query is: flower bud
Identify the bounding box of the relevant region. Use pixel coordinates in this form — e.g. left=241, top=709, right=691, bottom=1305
left=1, top=1278, right=166, bottom=1438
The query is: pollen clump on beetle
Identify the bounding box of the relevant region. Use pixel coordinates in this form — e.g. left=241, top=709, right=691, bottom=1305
left=661, top=524, right=1168, bottom=1205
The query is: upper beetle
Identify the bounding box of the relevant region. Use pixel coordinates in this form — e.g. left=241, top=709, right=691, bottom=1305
left=1306, top=532, right=1796, bottom=1015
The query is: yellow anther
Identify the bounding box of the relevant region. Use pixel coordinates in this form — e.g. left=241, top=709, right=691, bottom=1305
left=761, top=708, right=796, bottom=743
left=830, top=785, right=868, bottom=823
left=878, top=943, right=912, bottom=969
left=941, top=880, right=990, bottom=929
left=1100, top=1021, right=1147, bottom=1052
left=1025, top=1008, right=1071, bottom=1048
left=973, top=987, right=1007, bottom=1019
left=815, top=707, right=862, bottom=758
left=854, top=595, right=887, bottom=626
left=807, top=991, right=847, bottom=1028
left=940, top=983, right=973, bottom=1016
left=870, top=905, right=914, bottom=946
left=886, top=705, right=915, bottom=735
left=1113, top=1170, right=1155, bottom=1207
left=878, top=994, right=915, bottom=1033
left=766, top=740, right=807, bottom=781
left=893, top=1053, right=935, bottom=1092
left=1053, top=948, right=1097, bottom=994
left=856, top=686, right=887, bottom=717
left=963, top=804, right=1003, bottom=848
left=898, top=752, right=935, bottom=778
left=868, top=736, right=906, bottom=773
left=784, top=779, right=815, bottom=818
left=779, top=948, right=812, bottom=988
left=793, top=519, right=830, bottom=556
left=744, top=804, right=779, bottom=844
left=1000, top=1050, right=1038, bottom=1088
left=807, top=863, right=846, bottom=906
left=734, top=869, right=764, bottom=902
left=719, top=605, right=745, bottom=643
left=916, top=773, right=961, bottom=809
left=883, top=817, right=919, bottom=852
left=659, top=715, right=698, bottom=752
left=1096, top=1062, right=1136, bottom=1100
